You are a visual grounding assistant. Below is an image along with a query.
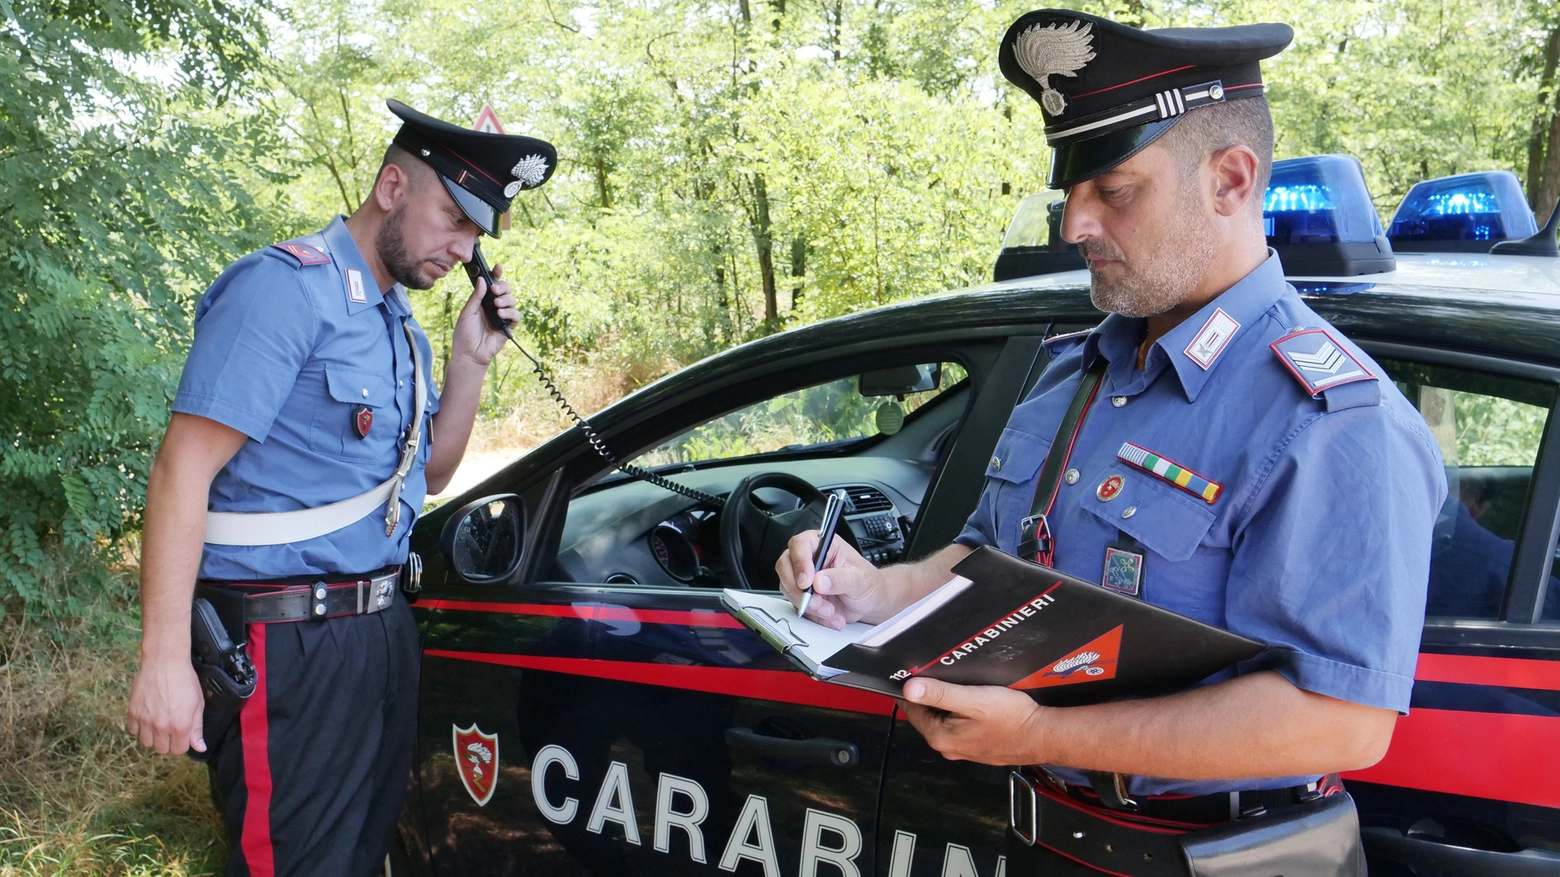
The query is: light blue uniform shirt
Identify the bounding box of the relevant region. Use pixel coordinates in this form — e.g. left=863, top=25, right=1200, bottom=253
left=174, top=216, right=441, bottom=581
left=956, top=254, right=1446, bottom=796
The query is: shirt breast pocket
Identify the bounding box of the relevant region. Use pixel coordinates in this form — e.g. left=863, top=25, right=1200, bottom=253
left=1080, top=465, right=1217, bottom=563
left=314, top=363, right=397, bottom=462
left=981, top=429, right=1052, bottom=549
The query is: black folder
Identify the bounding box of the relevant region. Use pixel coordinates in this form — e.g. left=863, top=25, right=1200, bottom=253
left=722, top=546, right=1264, bottom=705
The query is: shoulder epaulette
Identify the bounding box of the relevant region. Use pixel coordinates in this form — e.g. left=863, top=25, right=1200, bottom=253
left=269, top=241, right=332, bottom=266
left=1270, top=328, right=1378, bottom=407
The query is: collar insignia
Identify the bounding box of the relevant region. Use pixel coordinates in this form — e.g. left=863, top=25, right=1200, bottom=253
left=1014, top=20, right=1096, bottom=115
left=504, top=155, right=550, bottom=197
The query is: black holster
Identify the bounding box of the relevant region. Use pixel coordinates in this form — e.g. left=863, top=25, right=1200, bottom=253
left=188, top=596, right=256, bottom=762
left=1180, top=792, right=1364, bottom=877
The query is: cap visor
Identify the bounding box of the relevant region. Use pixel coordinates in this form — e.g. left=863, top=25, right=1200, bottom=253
left=1048, top=119, right=1180, bottom=189
left=441, top=176, right=500, bottom=238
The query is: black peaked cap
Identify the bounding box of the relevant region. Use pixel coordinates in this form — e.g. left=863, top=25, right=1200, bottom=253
left=387, top=99, right=557, bottom=238
left=999, top=10, right=1292, bottom=189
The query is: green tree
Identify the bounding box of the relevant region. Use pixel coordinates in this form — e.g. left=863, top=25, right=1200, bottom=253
left=0, top=0, right=281, bottom=615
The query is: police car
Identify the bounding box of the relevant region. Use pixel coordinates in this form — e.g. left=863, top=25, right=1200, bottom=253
left=392, top=157, right=1560, bottom=877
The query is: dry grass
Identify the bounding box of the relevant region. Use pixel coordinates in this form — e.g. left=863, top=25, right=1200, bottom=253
left=0, top=596, right=224, bottom=877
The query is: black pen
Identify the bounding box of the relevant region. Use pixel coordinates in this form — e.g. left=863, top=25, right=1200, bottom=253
left=799, top=492, right=845, bottom=617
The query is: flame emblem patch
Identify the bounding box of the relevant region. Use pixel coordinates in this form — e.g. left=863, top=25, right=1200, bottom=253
left=1013, top=625, right=1123, bottom=690
left=1013, top=20, right=1096, bottom=115
left=454, top=723, right=499, bottom=806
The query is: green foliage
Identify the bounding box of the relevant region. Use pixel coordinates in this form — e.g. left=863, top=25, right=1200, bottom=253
left=0, top=0, right=283, bottom=615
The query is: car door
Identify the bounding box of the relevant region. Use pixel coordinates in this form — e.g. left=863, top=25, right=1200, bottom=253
left=407, top=333, right=1051, bottom=877
left=1340, top=345, right=1560, bottom=876
left=870, top=340, right=1560, bottom=877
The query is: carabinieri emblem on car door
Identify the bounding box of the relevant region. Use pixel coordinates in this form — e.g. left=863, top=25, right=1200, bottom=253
left=453, top=723, right=499, bottom=806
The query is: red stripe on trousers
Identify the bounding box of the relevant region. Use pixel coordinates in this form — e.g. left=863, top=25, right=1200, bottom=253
left=240, top=623, right=275, bottom=877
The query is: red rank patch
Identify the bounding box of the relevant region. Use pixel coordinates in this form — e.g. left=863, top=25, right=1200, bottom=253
left=454, top=723, right=499, bottom=806
left=353, top=405, right=373, bottom=439
left=1014, top=625, right=1123, bottom=690
left=1096, top=474, right=1124, bottom=501
left=270, top=242, right=331, bottom=265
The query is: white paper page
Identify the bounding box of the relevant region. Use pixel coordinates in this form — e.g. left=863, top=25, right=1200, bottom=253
left=722, top=590, right=873, bottom=676
left=853, top=575, right=973, bottom=648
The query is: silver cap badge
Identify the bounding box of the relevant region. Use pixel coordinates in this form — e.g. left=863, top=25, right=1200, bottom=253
left=1015, top=20, right=1096, bottom=116
left=504, top=155, right=550, bottom=197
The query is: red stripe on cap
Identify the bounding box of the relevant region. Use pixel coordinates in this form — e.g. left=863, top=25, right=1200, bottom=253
left=239, top=623, right=275, bottom=877
left=1069, top=65, right=1196, bottom=100
left=419, top=599, right=746, bottom=629
left=437, top=142, right=503, bottom=186
left=424, top=650, right=896, bottom=715
left=1344, top=708, right=1560, bottom=809
left=1415, top=652, right=1560, bottom=691
left=1222, top=83, right=1264, bottom=92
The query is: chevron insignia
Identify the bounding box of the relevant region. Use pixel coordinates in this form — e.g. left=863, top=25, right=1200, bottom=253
left=1270, top=329, right=1375, bottom=396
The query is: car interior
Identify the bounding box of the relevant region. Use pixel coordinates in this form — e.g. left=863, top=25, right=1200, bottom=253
left=546, top=361, right=975, bottom=591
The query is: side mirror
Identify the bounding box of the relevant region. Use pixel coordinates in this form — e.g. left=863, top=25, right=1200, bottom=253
left=441, top=494, right=526, bottom=584
left=859, top=363, right=941, bottom=397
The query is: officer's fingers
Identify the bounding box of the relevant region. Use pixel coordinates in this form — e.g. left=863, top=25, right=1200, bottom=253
left=491, top=262, right=504, bottom=280
left=785, top=532, right=821, bottom=589
left=902, top=677, right=976, bottom=717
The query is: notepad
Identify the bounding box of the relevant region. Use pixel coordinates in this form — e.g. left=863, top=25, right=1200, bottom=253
left=721, top=546, right=1265, bottom=705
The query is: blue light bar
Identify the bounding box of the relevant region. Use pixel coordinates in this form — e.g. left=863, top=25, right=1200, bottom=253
left=1387, top=171, right=1537, bottom=253
left=1264, top=155, right=1395, bottom=276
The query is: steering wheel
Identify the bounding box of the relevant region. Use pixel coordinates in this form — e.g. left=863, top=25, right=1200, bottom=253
left=720, top=472, right=858, bottom=590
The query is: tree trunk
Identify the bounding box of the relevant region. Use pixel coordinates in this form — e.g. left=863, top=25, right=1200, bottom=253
left=749, top=174, right=778, bottom=327
left=595, top=157, right=613, bottom=209
left=789, top=235, right=806, bottom=308
left=1527, top=24, right=1560, bottom=217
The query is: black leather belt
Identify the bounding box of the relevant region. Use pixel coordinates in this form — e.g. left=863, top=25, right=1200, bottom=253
left=1009, top=769, right=1328, bottom=876
left=196, top=568, right=400, bottom=625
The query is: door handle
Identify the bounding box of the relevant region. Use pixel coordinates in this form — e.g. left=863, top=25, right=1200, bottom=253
left=1362, top=827, right=1560, bottom=876
left=724, top=727, right=860, bottom=769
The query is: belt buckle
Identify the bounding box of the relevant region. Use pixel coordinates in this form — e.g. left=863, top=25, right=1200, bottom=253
left=1020, top=514, right=1051, bottom=555
left=363, top=574, right=395, bottom=614
left=1008, top=769, right=1039, bottom=846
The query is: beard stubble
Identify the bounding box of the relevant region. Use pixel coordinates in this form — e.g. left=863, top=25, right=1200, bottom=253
left=1082, top=181, right=1218, bottom=319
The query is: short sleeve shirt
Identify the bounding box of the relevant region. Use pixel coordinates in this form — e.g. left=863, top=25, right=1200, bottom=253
left=955, top=254, right=1447, bottom=796
left=174, top=216, right=442, bottom=581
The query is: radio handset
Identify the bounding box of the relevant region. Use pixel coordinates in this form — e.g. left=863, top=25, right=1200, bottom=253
left=464, top=242, right=511, bottom=336
left=461, top=245, right=722, bottom=508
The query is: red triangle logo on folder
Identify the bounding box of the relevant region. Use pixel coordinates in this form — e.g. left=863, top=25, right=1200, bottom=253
left=1012, top=625, right=1123, bottom=690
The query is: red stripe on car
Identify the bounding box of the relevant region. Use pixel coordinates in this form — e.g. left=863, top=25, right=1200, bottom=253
left=421, top=599, right=747, bottom=628
left=1344, top=708, right=1560, bottom=809
left=424, top=649, right=896, bottom=715
left=239, top=623, right=276, bottom=877
left=1414, top=652, right=1560, bottom=691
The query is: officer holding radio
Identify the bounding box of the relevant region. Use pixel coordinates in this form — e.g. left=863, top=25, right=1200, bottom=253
left=778, top=11, right=1446, bottom=876
left=125, top=100, right=554, bottom=876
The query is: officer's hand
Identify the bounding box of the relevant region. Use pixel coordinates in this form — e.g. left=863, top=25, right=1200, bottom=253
left=126, top=655, right=207, bottom=756
left=902, top=677, right=1047, bottom=766
left=454, top=262, right=520, bottom=367
left=776, top=532, right=884, bottom=630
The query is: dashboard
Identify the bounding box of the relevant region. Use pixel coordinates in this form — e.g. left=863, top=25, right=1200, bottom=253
left=547, top=456, right=936, bottom=589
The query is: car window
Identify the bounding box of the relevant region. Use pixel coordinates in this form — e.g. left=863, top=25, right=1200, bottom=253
left=630, top=362, right=968, bottom=467
left=1383, top=359, right=1557, bottom=620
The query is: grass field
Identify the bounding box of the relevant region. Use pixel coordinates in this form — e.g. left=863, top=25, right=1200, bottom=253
left=0, top=591, right=226, bottom=877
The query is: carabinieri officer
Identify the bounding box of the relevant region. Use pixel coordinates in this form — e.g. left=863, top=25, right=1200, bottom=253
left=777, top=11, right=1446, bottom=877
left=125, top=100, right=555, bottom=876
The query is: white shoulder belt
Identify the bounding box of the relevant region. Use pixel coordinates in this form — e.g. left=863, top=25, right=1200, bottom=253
left=204, top=322, right=428, bottom=546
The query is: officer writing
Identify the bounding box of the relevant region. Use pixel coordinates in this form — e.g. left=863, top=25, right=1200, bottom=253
left=124, top=100, right=555, bottom=876
left=777, top=11, right=1445, bottom=876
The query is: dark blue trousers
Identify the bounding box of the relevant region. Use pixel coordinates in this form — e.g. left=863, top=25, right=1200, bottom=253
left=205, top=596, right=419, bottom=877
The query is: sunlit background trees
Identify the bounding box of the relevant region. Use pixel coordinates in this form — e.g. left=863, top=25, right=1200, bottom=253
left=4, top=0, right=1560, bottom=613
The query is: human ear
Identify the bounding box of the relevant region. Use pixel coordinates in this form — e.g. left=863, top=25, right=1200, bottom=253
left=372, top=163, right=408, bottom=213
left=1209, top=145, right=1260, bottom=218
